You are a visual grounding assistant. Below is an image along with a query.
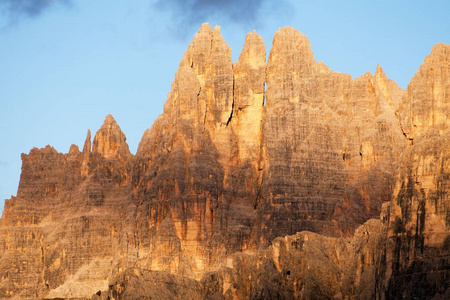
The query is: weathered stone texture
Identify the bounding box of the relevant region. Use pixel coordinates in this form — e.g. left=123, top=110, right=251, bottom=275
left=0, top=24, right=449, bottom=299
left=93, top=114, right=131, bottom=159
left=1, top=115, right=135, bottom=299
left=260, top=27, right=406, bottom=242
left=374, top=135, right=450, bottom=299
left=400, top=44, right=450, bottom=142
left=98, top=268, right=204, bottom=300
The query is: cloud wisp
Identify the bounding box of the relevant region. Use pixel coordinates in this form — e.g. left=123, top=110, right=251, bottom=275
left=153, top=0, right=286, bottom=36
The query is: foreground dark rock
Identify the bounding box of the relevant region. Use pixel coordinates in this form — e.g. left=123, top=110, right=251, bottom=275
left=0, top=24, right=449, bottom=299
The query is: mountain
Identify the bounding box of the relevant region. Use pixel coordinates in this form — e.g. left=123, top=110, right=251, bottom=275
left=0, top=24, right=449, bottom=299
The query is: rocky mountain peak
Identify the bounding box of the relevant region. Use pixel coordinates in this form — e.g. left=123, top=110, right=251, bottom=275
left=233, top=30, right=265, bottom=114
left=186, top=23, right=213, bottom=78
left=266, top=27, right=317, bottom=106
left=431, top=42, right=450, bottom=57
left=236, top=31, right=265, bottom=71
left=1, top=25, right=449, bottom=300
left=198, top=22, right=212, bottom=34
left=82, top=129, right=91, bottom=154
left=268, top=26, right=316, bottom=71
left=375, top=64, right=385, bottom=78
left=400, top=43, right=450, bottom=142
left=92, top=114, right=131, bottom=159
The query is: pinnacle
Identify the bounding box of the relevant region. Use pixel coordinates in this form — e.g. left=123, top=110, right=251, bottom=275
left=97, top=115, right=122, bottom=134
left=268, top=26, right=316, bottom=74
left=82, top=129, right=91, bottom=154
left=103, top=114, right=116, bottom=125
left=92, top=115, right=131, bottom=159
left=236, top=30, right=265, bottom=67
left=244, top=30, right=263, bottom=42
left=271, top=26, right=313, bottom=52
left=375, top=64, right=386, bottom=79
left=430, top=43, right=450, bottom=58
left=199, top=23, right=212, bottom=32
left=69, top=144, right=80, bottom=154
left=213, top=25, right=221, bottom=34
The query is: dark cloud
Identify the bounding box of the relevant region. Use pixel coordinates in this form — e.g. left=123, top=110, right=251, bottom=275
left=154, top=0, right=283, bottom=32
left=1, top=0, right=71, bottom=23
left=155, top=0, right=262, bottom=24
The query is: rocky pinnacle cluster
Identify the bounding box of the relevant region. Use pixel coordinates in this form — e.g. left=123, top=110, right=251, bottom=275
left=0, top=24, right=449, bottom=299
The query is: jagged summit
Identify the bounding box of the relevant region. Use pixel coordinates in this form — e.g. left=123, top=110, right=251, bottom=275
left=92, top=114, right=131, bottom=159
left=1, top=25, right=449, bottom=299
left=431, top=42, right=450, bottom=56
left=400, top=41, right=450, bottom=142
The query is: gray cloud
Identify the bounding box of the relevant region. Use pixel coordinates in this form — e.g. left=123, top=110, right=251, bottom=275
left=156, top=0, right=263, bottom=24
left=1, top=0, right=71, bottom=23
left=153, top=0, right=288, bottom=35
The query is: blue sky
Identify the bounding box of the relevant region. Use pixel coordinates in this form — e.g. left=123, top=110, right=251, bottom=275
left=1, top=0, right=449, bottom=216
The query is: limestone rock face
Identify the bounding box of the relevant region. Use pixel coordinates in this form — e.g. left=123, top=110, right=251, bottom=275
left=201, top=219, right=385, bottom=300
left=0, top=116, right=135, bottom=299
left=99, top=268, right=204, bottom=300
left=371, top=45, right=450, bottom=298
left=133, top=24, right=234, bottom=280
left=230, top=31, right=265, bottom=201
left=375, top=134, right=450, bottom=299
left=0, top=24, right=449, bottom=299
left=98, top=219, right=384, bottom=299
left=260, top=27, right=405, bottom=241
left=400, top=44, right=450, bottom=143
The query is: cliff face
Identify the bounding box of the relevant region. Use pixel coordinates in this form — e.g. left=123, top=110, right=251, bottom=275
left=375, top=44, right=450, bottom=298
left=261, top=28, right=405, bottom=241
left=0, top=24, right=449, bottom=299
left=399, top=44, right=450, bottom=143
left=0, top=115, right=136, bottom=298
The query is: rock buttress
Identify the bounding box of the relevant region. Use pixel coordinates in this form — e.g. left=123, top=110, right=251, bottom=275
left=0, top=115, right=135, bottom=299
left=259, top=27, right=406, bottom=242
left=399, top=44, right=450, bottom=143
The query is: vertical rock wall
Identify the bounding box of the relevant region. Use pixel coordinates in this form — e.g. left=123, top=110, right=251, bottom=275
left=0, top=24, right=448, bottom=299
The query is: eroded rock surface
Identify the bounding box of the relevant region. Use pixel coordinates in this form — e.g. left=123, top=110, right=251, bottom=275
left=0, top=24, right=449, bottom=299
